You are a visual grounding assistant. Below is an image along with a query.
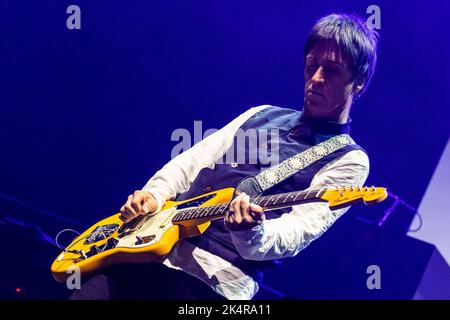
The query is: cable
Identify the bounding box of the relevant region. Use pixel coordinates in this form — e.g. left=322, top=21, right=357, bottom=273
left=55, top=228, right=81, bottom=250
left=379, top=191, right=423, bottom=232
left=408, top=211, right=423, bottom=233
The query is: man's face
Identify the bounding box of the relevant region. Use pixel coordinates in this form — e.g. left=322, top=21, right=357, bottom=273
left=303, top=43, right=357, bottom=122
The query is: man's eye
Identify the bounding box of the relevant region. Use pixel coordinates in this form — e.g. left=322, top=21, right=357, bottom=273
left=324, top=66, right=340, bottom=75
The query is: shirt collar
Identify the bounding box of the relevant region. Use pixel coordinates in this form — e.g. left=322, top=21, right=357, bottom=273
left=295, top=111, right=351, bottom=135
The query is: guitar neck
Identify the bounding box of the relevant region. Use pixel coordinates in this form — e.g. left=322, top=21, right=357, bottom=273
left=251, top=188, right=328, bottom=210
left=172, top=188, right=328, bottom=223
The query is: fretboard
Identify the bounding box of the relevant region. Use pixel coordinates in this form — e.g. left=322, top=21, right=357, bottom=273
left=172, top=188, right=327, bottom=223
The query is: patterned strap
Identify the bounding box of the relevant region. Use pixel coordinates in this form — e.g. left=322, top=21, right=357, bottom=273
left=255, top=134, right=355, bottom=191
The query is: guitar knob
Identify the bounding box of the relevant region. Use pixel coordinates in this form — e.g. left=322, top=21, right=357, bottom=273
left=135, top=236, right=144, bottom=245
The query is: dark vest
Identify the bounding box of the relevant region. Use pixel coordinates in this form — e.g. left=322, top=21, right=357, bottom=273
left=176, top=106, right=366, bottom=283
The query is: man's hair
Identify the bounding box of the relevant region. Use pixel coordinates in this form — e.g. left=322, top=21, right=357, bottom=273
left=304, top=13, right=379, bottom=99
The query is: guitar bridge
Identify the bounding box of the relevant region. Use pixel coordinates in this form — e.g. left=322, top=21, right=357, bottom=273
left=84, top=224, right=119, bottom=244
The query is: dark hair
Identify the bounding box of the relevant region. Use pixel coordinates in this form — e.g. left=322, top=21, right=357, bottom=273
left=304, top=13, right=379, bottom=99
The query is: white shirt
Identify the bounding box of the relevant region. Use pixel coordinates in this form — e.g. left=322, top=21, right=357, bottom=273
left=142, top=105, right=370, bottom=300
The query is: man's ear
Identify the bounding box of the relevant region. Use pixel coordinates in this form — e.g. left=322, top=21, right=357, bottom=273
left=353, top=78, right=365, bottom=96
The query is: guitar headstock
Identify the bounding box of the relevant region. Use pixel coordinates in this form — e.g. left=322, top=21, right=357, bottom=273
left=321, top=186, right=388, bottom=209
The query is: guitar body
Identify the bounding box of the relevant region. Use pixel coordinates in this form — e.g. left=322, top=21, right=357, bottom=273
left=51, top=187, right=235, bottom=283
left=51, top=184, right=387, bottom=283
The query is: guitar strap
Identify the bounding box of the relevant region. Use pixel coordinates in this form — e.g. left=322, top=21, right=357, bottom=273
left=236, top=134, right=355, bottom=197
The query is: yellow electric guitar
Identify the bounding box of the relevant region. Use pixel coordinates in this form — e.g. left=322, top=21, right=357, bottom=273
left=51, top=186, right=387, bottom=282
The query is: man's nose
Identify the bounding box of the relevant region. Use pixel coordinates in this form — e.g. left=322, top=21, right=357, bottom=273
left=311, top=66, right=325, bottom=84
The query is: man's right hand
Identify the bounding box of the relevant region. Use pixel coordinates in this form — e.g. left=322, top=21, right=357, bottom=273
left=119, top=190, right=158, bottom=223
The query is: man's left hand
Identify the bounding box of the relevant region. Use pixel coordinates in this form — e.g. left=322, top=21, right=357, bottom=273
left=224, top=191, right=265, bottom=231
